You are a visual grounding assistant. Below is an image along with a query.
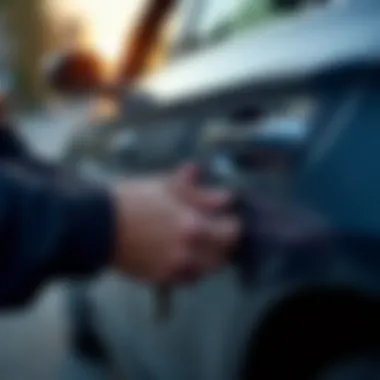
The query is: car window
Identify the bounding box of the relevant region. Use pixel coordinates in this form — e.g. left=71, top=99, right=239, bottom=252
left=170, top=0, right=337, bottom=59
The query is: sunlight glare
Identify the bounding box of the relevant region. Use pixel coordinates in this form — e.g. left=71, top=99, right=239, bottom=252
left=80, top=0, right=147, bottom=63
left=48, top=0, right=148, bottom=70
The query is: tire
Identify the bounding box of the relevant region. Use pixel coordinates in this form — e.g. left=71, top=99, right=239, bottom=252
left=241, top=286, right=380, bottom=380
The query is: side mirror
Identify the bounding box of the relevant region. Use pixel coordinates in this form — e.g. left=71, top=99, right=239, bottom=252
left=43, top=50, right=106, bottom=96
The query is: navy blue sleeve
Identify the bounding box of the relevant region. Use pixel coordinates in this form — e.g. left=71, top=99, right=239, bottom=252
left=0, top=163, right=115, bottom=308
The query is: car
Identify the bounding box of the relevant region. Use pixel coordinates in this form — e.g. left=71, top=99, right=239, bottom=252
left=60, top=1, right=380, bottom=379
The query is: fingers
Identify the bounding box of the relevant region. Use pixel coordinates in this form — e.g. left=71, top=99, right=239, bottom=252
left=171, top=163, right=241, bottom=280
left=172, top=163, right=233, bottom=212
left=180, top=211, right=240, bottom=247
left=178, top=211, right=241, bottom=275
left=202, top=215, right=241, bottom=252
left=172, top=163, right=200, bottom=188
left=189, top=188, right=233, bottom=212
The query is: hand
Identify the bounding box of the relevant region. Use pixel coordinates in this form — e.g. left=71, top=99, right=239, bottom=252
left=112, top=165, right=241, bottom=285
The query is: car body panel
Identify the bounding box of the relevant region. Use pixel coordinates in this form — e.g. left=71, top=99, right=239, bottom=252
left=129, top=0, right=380, bottom=119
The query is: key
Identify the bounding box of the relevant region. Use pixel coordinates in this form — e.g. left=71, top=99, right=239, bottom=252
left=155, top=285, right=172, bottom=323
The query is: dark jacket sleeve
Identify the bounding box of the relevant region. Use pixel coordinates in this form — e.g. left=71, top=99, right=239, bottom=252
left=0, top=163, right=115, bottom=308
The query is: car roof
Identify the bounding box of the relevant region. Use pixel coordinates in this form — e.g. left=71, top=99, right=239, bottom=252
left=133, top=1, right=380, bottom=109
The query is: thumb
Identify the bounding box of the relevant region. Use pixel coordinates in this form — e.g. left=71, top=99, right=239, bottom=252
left=171, top=163, right=200, bottom=192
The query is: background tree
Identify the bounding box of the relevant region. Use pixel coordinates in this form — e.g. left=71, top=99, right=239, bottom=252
left=4, top=0, right=55, bottom=108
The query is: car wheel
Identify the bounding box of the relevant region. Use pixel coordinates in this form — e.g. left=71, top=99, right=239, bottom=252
left=241, top=286, right=380, bottom=380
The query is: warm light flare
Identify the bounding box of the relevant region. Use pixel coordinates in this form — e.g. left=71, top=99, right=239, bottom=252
left=82, top=0, right=146, bottom=63
left=47, top=0, right=148, bottom=75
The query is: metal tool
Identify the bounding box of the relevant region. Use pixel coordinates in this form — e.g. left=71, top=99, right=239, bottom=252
left=155, top=285, right=173, bottom=323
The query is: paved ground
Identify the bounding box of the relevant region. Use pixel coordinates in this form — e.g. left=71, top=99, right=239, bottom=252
left=0, top=284, right=70, bottom=380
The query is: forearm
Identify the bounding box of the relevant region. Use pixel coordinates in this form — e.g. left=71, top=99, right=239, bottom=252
left=0, top=163, right=115, bottom=308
